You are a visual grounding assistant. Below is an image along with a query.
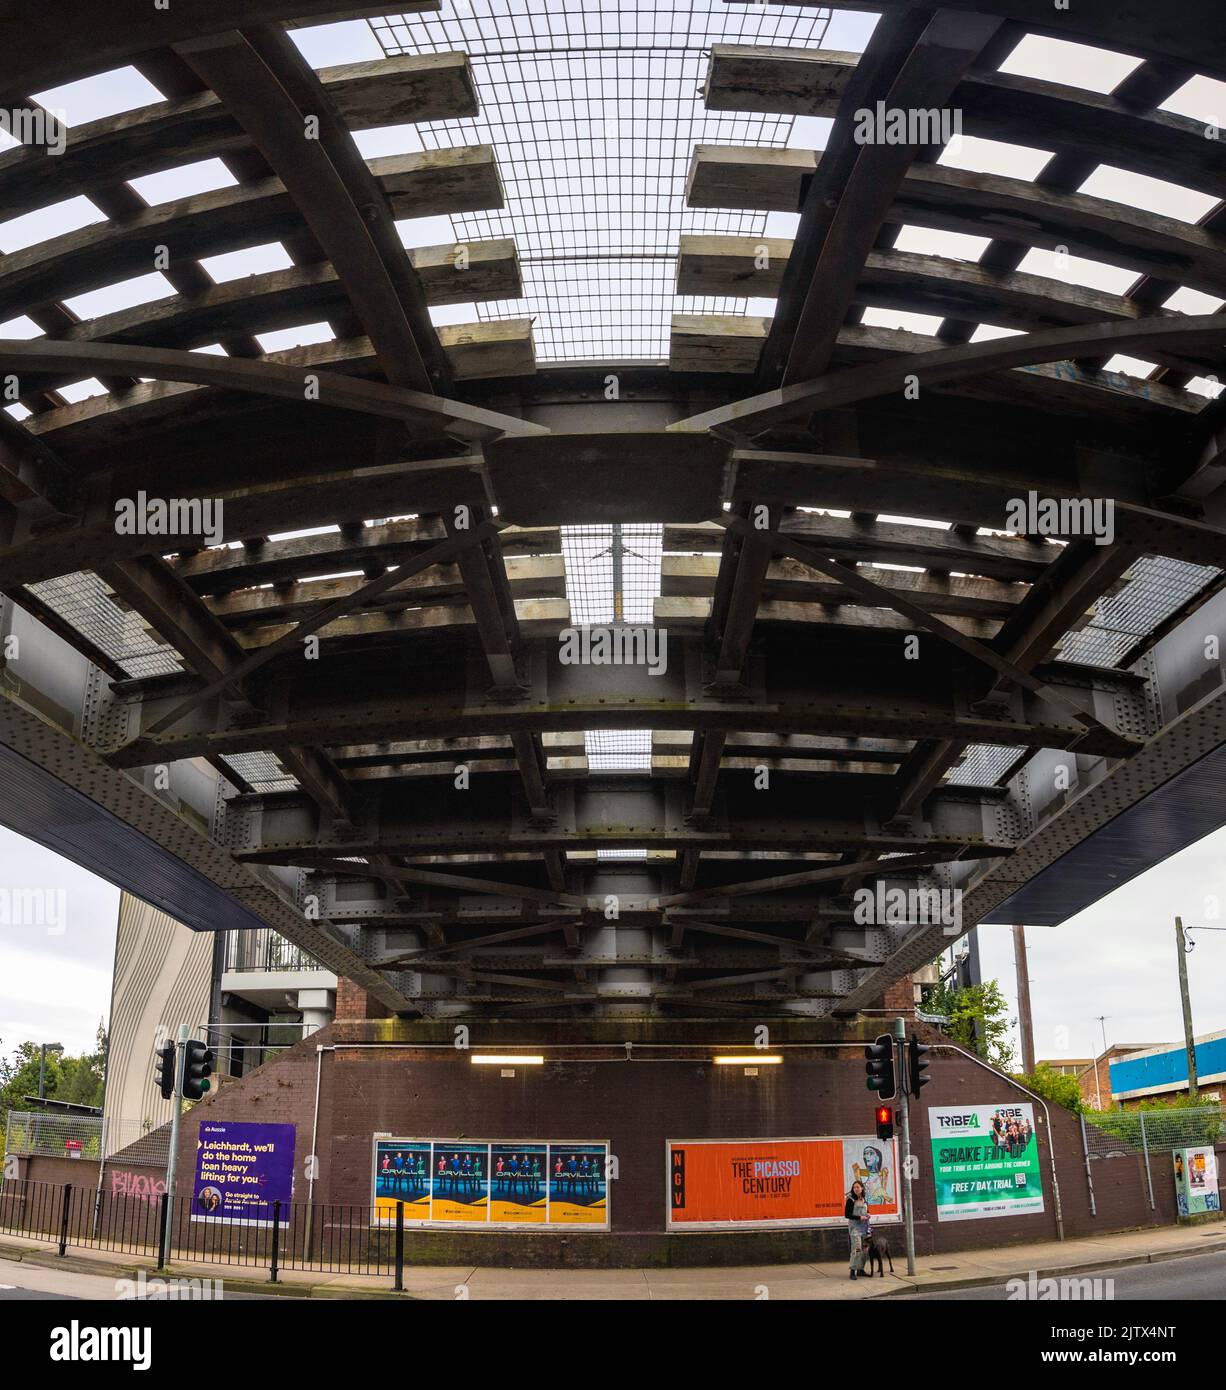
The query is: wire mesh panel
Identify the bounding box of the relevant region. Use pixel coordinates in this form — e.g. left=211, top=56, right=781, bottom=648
left=369, top=1, right=832, bottom=361
left=1082, top=1106, right=1225, bottom=1159
left=946, top=745, right=1026, bottom=788
left=1059, top=555, right=1222, bottom=669
left=3, top=1110, right=103, bottom=1160
left=22, top=571, right=182, bottom=679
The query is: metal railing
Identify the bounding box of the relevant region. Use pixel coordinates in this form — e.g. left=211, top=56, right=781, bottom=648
left=223, top=928, right=326, bottom=974
left=0, top=1179, right=409, bottom=1288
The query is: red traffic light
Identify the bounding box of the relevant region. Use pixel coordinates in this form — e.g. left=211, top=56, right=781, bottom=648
left=875, top=1105, right=894, bottom=1141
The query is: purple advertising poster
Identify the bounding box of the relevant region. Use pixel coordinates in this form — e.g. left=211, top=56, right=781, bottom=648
left=192, top=1121, right=296, bottom=1226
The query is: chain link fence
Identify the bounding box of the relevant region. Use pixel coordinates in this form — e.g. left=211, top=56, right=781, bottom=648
left=1081, top=1105, right=1224, bottom=1214
left=4, top=1111, right=171, bottom=1165
left=4, top=1110, right=104, bottom=1161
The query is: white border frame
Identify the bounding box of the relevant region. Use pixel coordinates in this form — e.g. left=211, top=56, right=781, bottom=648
left=371, top=1136, right=612, bottom=1231
left=665, top=1134, right=902, bottom=1232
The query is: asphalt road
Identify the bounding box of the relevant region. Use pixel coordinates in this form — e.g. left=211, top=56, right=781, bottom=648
left=901, top=1248, right=1226, bottom=1299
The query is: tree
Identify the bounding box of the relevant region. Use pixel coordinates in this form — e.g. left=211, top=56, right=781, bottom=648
left=0, top=1025, right=107, bottom=1140
left=1015, top=1062, right=1085, bottom=1114
left=922, top=979, right=1016, bottom=1071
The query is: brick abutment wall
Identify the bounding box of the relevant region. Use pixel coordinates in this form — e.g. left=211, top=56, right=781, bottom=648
left=146, top=1017, right=1189, bottom=1267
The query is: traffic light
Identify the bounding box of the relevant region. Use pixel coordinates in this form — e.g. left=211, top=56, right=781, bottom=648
left=154, top=1040, right=175, bottom=1100
left=864, top=1033, right=896, bottom=1100
left=181, top=1039, right=213, bottom=1100
left=875, top=1105, right=894, bottom=1141
left=908, top=1035, right=931, bottom=1099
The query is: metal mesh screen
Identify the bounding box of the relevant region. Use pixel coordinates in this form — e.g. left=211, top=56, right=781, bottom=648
left=947, top=744, right=1025, bottom=788
left=369, top=0, right=832, bottom=361
left=4, top=1110, right=104, bottom=1160
left=1082, top=1105, right=1224, bottom=1159
left=585, top=728, right=652, bottom=771
left=560, top=523, right=661, bottom=625
left=25, top=571, right=182, bottom=679
left=221, top=752, right=300, bottom=794
left=558, top=522, right=663, bottom=770
left=1059, top=554, right=1221, bottom=669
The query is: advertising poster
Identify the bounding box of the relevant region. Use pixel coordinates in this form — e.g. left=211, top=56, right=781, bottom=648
left=928, top=1102, right=1044, bottom=1221
left=372, top=1139, right=609, bottom=1228
left=192, top=1120, right=295, bottom=1225
left=1173, top=1147, right=1221, bottom=1217
left=843, top=1137, right=896, bottom=1211
left=490, top=1144, right=547, bottom=1223
left=374, top=1141, right=432, bottom=1221
left=431, top=1142, right=491, bottom=1222
left=666, top=1136, right=901, bottom=1229
left=547, top=1143, right=608, bottom=1225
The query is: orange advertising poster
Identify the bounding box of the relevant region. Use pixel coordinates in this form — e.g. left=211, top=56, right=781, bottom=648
left=667, top=1137, right=900, bottom=1229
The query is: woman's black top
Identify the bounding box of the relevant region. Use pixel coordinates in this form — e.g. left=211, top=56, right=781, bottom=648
left=844, top=1196, right=857, bottom=1220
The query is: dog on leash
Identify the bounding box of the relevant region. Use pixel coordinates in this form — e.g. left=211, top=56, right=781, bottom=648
left=864, top=1230, right=894, bottom=1277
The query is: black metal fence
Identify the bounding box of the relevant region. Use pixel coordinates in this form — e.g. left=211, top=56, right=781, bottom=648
left=0, top=1179, right=410, bottom=1289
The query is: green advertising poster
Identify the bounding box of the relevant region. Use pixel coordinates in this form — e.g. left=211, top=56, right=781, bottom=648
left=1173, top=1147, right=1220, bottom=1217
left=928, top=1103, right=1044, bottom=1222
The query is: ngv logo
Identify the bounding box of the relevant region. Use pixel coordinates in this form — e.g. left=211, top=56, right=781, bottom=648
left=114, top=491, right=224, bottom=546
left=852, top=883, right=962, bottom=936
left=853, top=102, right=962, bottom=147
left=1004, top=491, right=1114, bottom=546
left=558, top=625, right=668, bottom=677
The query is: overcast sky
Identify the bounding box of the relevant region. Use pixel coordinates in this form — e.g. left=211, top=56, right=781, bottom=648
left=0, top=828, right=119, bottom=1057
left=1, top=11, right=1224, bottom=1064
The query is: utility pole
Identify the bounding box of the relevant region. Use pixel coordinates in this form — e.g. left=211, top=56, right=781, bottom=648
left=1175, top=916, right=1198, bottom=1097
left=893, top=1016, right=916, bottom=1277
left=1013, top=923, right=1035, bottom=1075
left=1093, top=1015, right=1109, bottom=1109
left=37, top=1041, right=63, bottom=1099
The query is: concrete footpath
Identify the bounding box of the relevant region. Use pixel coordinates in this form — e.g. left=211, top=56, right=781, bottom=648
left=2, top=1220, right=1225, bottom=1299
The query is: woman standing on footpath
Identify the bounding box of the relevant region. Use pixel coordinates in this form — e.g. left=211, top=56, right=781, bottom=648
left=845, top=1179, right=870, bottom=1279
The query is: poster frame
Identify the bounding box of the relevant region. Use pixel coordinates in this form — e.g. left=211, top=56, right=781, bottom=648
left=664, top=1134, right=902, bottom=1233
left=190, top=1119, right=296, bottom=1227
left=927, top=1101, right=1045, bottom=1223
left=371, top=1136, right=611, bottom=1231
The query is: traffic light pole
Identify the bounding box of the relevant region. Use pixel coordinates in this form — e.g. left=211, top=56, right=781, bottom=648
left=161, top=1023, right=188, bottom=1255
left=894, top=1016, right=916, bottom=1277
